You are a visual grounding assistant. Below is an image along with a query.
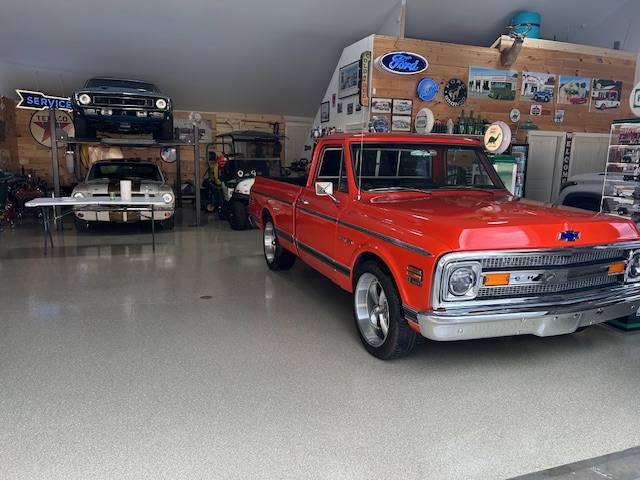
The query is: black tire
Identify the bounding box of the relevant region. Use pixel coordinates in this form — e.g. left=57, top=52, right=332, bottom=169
left=160, top=215, right=175, bottom=230
left=229, top=200, right=248, bottom=230
left=263, top=218, right=296, bottom=270
left=154, top=116, right=174, bottom=141
left=73, top=115, right=95, bottom=139
left=353, top=261, right=417, bottom=360
left=218, top=201, right=229, bottom=220
left=73, top=215, right=90, bottom=232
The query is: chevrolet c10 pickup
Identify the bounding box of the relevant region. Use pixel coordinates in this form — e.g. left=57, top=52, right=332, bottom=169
left=249, top=133, right=640, bottom=359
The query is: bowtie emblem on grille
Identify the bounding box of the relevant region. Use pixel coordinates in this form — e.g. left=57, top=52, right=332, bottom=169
left=558, top=230, right=580, bottom=242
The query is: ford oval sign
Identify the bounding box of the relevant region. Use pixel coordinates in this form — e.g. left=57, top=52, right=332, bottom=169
left=375, top=51, right=428, bottom=75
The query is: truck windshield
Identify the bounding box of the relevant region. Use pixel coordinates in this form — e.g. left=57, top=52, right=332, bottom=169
left=350, top=143, right=503, bottom=191
left=85, top=79, right=159, bottom=92
left=87, top=163, right=162, bottom=182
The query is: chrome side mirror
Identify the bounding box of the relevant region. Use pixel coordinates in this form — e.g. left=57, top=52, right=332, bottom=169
left=315, top=181, right=339, bottom=203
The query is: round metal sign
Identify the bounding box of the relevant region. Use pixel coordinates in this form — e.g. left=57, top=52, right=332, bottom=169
left=29, top=110, right=74, bottom=148
left=370, top=116, right=390, bottom=133
left=415, top=108, right=434, bottom=134
left=443, top=79, right=467, bottom=107
left=417, top=77, right=439, bottom=102
left=484, top=121, right=511, bottom=154
left=160, top=147, right=177, bottom=163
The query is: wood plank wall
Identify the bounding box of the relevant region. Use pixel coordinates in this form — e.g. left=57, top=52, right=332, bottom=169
left=10, top=108, right=286, bottom=186
left=0, top=97, right=19, bottom=172
left=372, top=35, right=637, bottom=142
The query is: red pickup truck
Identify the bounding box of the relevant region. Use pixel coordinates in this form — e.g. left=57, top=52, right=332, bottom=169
left=249, top=133, right=640, bottom=359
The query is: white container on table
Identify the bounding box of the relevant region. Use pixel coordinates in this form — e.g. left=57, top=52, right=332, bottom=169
left=120, top=180, right=132, bottom=202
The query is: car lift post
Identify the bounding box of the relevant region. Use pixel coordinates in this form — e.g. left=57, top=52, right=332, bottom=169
left=175, top=147, right=182, bottom=208
left=49, top=107, right=62, bottom=228
left=193, top=124, right=201, bottom=227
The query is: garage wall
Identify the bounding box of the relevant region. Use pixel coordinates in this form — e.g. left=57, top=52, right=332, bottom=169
left=0, top=97, right=19, bottom=172
left=9, top=107, right=287, bottom=186
left=371, top=35, right=637, bottom=142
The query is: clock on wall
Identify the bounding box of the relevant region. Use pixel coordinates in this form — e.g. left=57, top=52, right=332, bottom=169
left=443, top=79, right=467, bottom=107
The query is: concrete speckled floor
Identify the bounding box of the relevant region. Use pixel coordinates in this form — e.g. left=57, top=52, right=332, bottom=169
left=1, top=209, right=640, bottom=480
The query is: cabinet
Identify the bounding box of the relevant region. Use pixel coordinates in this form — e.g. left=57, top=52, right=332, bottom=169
left=600, top=120, right=640, bottom=223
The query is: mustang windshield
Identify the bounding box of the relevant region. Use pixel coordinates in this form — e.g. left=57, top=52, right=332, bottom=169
left=85, top=79, right=159, bottom=92
left=350, top=143, right=504, bottom=191
left=87, top=163, right=162, bottom=182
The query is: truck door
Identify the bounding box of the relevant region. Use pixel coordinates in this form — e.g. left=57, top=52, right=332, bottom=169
left=295, top=145, right=350, bottom=279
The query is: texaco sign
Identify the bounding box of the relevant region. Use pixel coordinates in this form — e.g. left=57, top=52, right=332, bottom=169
left=29, top=110, right=75, bottom=148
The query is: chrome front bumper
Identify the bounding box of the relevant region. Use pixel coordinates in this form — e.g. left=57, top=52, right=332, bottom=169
left=417, top=287, right=640, bottom=341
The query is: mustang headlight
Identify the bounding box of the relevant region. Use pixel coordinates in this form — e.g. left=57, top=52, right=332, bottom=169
left=155, top=98, right=168, bottom=109
left=441, top=261, right=482, bottom=301
left=162, top=193, right=173, bottom=203
left=78, top=94, right=91, bottom=105
left=626, top=252, right=640, bottom=282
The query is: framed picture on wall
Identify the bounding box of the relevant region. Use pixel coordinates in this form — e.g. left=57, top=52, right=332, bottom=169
left=391, top=115, right=412, bottom=132
left=590, top=79, right=623, bottom=112
left=320, top=101, right=330, bottom=123
left=371, top=98, right=392, bottom=114
left=392, top=99, right=413, bottom=115
left=557, top=75, right=591, bottom=106
left=339, top=61, right=360, bottom=99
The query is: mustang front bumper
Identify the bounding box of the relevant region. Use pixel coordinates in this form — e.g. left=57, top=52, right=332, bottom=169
left=417, top=286, right=640, bottom=341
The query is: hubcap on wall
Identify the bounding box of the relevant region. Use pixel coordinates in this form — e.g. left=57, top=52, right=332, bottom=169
left=264, top=222, right=276, bottom=262
left=355, top=272, right=390, bottom=347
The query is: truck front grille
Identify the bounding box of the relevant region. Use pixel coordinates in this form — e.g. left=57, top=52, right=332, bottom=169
left=479, top=248, right=626, bottom=270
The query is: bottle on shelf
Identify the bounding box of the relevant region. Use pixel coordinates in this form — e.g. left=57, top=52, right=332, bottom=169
left=457, top=110, right=465, bottom=134
left=446, top=118, right=454, bottom=134
left=467, top=111, right=474, bottom=135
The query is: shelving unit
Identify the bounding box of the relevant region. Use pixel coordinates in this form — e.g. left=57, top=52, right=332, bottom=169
left=599, top=119, right=640, bottom=223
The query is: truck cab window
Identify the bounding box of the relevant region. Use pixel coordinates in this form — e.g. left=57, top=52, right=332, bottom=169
left=316, top=148, right=348, bottom=193
left=445, top=148, right=495, bottom=187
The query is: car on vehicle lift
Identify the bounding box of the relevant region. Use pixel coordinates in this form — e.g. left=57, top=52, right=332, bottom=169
left=71, top=159, right=175, bottom=231
left=72, top=78, right=173, bottom=140
left=213, top=130, right=285, bottom=230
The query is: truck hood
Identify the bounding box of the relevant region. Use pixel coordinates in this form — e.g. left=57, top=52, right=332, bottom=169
left=367, top=191, right=639, bottom=252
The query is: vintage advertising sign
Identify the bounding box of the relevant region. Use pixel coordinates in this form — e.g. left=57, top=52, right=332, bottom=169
left=29, top=110, right=75, bottom=148
left=16, top=89, right=72, bottom=111
left=560, top=133, right=573, bottom=186
left=359, top=51, right=371, bottom=107
left=417, top=77, right=439, bottom=101
left=483, top=121, right=511, bottom=154
left=374, top=51, right=428, bottom=75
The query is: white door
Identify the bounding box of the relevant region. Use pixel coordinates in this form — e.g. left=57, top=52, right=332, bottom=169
left=284, top=117, right=313, bottom=167
left=569, top=133, right=609, bottom=177
left=525, top=131, right=567, bottom=203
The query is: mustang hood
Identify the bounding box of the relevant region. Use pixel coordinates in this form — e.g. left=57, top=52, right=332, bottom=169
left=369, top=191, right=639, bottom=252
left=76, top=178, right=164, bottom=196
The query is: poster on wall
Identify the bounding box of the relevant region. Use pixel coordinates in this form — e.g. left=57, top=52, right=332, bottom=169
left=520, top=72, right=556, bottom=102
left=371, top=98, right=392, bottom=114
left=590, top=79, right=623, bottom=111
left=557, top=75, right=591, bottom=106
left=392, top=99, right=413, bottom=115
left=320, top=101, right=330, bottom=123
left=391, top=116, right=411, bottom=132
left=339, top=61, right=360, bottom=99
left=468, top=67, right=517, bottom=100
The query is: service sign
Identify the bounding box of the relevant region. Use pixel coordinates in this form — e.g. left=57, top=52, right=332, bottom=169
left=16, top=89, right=72, bottom=112
left=375, top=51, right=428, bottom=75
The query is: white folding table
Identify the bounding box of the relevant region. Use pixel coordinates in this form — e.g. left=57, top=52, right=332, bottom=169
left=25, top=197, right=169, bottom=255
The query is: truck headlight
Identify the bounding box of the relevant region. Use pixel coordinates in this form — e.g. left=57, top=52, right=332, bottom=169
left=78, top=94, right=91, bottom=105
left=626, top=252, right=640, bottom=282
left=162, top=193, right=173, bottom=203
left=442, top=262, right=482, bottom=301
left=156, top=98, right=167, bottom=109
left=73, top=192, right=85, bottom=199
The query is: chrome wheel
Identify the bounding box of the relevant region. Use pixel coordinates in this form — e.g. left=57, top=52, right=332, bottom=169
left=264, top=221, right=276, bottom=263
left=355, top=272, right=390, bottom=347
